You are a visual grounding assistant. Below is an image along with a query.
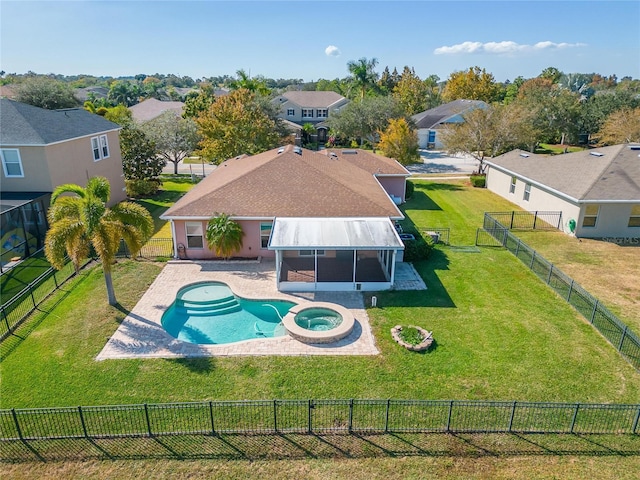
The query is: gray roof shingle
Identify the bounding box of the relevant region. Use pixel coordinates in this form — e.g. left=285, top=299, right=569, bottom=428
left=279, top=91, right=346, bottom=108
left=411, top=99, right=488, bottom=129
left=0, top=98, right=120, bottom=145
left=486, top=145, right=640, bottom=201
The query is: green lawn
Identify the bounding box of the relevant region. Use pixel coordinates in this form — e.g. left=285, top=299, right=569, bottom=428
left=2, top=180, right=639, bottom=410
left=0, top=249, right=52, bottom=302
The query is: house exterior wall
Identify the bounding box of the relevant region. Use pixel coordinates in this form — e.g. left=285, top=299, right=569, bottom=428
left=417, top=129, right=444, bottom=149
left=487, top=166, right=640, bottom=238
left=0, top=145, right=52, bottom=192
left=275, top=97, right=348, bottom=126
left=376, top=176, right=406, bottom=203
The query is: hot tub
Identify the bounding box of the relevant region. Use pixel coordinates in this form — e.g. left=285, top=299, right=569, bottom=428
left=282, top=302, right=355, bottom=344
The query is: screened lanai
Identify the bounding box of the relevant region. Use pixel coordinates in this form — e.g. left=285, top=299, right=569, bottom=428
left=269, top=217, right=404, bottom=292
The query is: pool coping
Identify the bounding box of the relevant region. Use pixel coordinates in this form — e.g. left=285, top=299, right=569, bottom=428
left=282, top=302, right=355, bottom=344
left=96, top=260, right=380, bottom=359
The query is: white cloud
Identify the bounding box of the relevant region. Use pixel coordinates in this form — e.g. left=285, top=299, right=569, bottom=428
left=434, top=41, right=587, bottom=55
left=325, top=45, right=341, bottom=57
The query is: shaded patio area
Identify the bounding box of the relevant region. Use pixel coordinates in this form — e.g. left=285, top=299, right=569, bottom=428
left=280, top=257, right=388, bottom=283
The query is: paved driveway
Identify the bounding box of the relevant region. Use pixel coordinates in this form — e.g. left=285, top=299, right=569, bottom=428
left=406, top=150, right=478, bottom=175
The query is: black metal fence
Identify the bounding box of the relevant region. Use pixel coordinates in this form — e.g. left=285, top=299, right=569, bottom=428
left=116, top=238, right=174, bottom=259
left=0, top=258, right=91, bottom=342
left=1, top=399, right=638, bottom=441
left=479, top=214, right=640, bottom=371
left=484, top=211, right=563, bottom=231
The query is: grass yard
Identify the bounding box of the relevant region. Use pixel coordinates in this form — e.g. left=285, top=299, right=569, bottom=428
left=0, top=249, right=52, bottom=302
left=2, top=179, right=639, bottom=410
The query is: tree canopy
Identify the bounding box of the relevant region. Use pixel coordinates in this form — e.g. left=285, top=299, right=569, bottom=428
left=141, top=111, right=200, bottom=174
left=441, top=66, right=503, bottom=104
left=205, top=213, right=245, bottom=260
left=327, top=96, right=404, bottom=145
left=120, top=125, right=163, bottom=183
left=377, top=118, right=420, bottom=165
left=16, top=77, right=79, bottom=109
left=347, top=57, right=379, bottom=100
left=595, top=107, right=640, bottom=145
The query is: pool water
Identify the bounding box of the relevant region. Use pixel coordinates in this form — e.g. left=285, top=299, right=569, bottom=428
left=161, top=282, right=296, bottom=345
left=294, top=307, right=343, bottom=331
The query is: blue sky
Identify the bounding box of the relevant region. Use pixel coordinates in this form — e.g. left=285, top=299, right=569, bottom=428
left=1, top=0, right=639, bottom=82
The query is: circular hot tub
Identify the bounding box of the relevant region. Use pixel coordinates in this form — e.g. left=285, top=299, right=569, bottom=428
left=282, top=302, right=354, bottom=344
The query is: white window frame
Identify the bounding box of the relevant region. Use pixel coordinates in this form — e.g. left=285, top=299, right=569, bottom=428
left=100, top=134, right=110, bottom=159
left=260, top=222, right=272, bottom=249
left=91, top=136, right=101, bottom=161
left=185, top=222, right=204, bottom=248
left=286, top=108, right=295, bottom=116
left=299, top=249, right=325, bottom=256
left=509, top=176, right=516, bottom=194
left=582, top=205, right=599, bottom=228
left=316, top=108, right=328, bottom=119
left=302, top=108, right=314, bottom=119
left=523, top=183, right=531, bottom=201
left=628, top=205, right=640, bottom=227
left=0, top=148, right=24, bottom=178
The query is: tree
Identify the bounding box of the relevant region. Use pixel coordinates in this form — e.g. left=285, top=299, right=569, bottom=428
left=195, top=89, right=282, bottom=163
left=16, top=77, right=79, bottom=109
left=228, top=69, right=270, bottom=96
left=578, top=90, right=640, bottom=139
left=327, top=96, right=404, bottom=145
left=377, top=118, right=419, bottom=165
left=120, top=125, right=163, bottom=181
left=183, top=83, right=216, bottom=118
left=392, top=67, right=430, bottom=116
left=104, top=104, right=133, bottom=125
left=441, top=66, right=503, bottom=103
left=141, top=111, right=200, bottom=174
left=594, top=107, right=640, bottom=145
left=346, top=57, right=379, bottom=100
left=44, top=177, right=153, bottom=306
left=539, top=67, right=562, bottom=83
left=205, top=213, right=245, bottom=260
left=107, top=80, right=141, bottom=107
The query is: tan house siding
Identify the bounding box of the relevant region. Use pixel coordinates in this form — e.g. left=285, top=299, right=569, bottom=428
left=1, top=145, right=52, bottom=192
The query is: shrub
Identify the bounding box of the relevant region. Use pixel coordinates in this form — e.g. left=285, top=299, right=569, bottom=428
left=398, top=326, right=424, bottom=346
left=402, top=233, right=434, bottom=262
left=470, top=175, right=486, bottom=188
left=126, top=179, right=161, bottom=197
left=405, top=179, right=415, bottom=199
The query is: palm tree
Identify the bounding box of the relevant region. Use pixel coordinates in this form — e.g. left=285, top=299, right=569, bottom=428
left=205, top=213, right=245, bottom=260
left=347, top=57, right=379, bottom=100
left=44, top=176, right=153, bottom=306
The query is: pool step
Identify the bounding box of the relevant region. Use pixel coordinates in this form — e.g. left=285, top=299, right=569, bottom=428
left=175, top=299, right=242, bottom=317
left=176, top=294, right=236, bottom=307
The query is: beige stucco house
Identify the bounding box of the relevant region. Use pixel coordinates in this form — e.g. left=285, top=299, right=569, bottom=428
left=485, top=144, right=640, bottom=240
left=0, top=98, right=126, bottom=205
left=272, top=91, right=349, bottom=143
left=161, top=145, right=410, bottom=291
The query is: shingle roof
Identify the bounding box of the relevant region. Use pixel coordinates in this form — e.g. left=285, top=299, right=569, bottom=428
left=0, top=98, right=120, bottom=145
left=129, top=98, right=185, bottom=123
left=411, top=99, right=488, bottom=129
left=162, top=145, right=403, bottom=219
left=486, top=145, right=640, bottom=201
left=322, top=149, right=411, bottom=176
left=279, top=91, right=347, bottom=108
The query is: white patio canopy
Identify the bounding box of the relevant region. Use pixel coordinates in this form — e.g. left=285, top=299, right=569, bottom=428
left=269, top=217, right=404, bottom=292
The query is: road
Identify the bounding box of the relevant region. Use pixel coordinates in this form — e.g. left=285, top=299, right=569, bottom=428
left=406, top=150, right=478, bottom=176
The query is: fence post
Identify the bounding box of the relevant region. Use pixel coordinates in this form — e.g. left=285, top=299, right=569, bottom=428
left=78, top=406, right=89, bottom=438
left=348, top=399, right=354, bottom=433
left=446, top=400, right=454, bottom=433
left=53, top=270, right=59, bottom=288
left=529, top=251, right=536, bottom=269
left=29, top=283, right=37, bottom=310
left=510, top=211, right=515, bottom=229
left=617, top=326, right=628, bottom=352
left=384, top=399, right=390, bottom=433
left=515, top=239, right=520, bottom=257
left=273, top=399, right=278, bottom=433
left=209, top=401, right=215, bottom=435
left=508, top=401, right=517, bottom=432
left=11, top=409, right=23, bottom=441
left=632, top=406, right=640, bottom=434
left=144, top=404, right=152, bottom=437
left=308, top=399, right=313, bottom=434
left=2, top=307, right=11, bottom=335
left=570, top=403, right=580, bottom=433
left=589, top=300, right=599, bottom=324
left=546, top=265, right=553, bottom=285
left=567, top=280, right=574, bottom=302
left=533, top=211, right=538, bottom=230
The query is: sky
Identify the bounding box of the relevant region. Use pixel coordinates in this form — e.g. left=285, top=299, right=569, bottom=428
left=1, top=0, right=639, bottom=83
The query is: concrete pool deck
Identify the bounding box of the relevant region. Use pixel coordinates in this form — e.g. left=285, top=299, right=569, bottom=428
left=98, top=259, right=429, bottom=359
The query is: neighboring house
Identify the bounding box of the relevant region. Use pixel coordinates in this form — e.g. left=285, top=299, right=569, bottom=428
left=0, top=99, right=126, bottom=265
left=161, top=145, right=410, bottom=292
left=74, top=86, right=109, bottom=103
left=129, top=98, right=185, bottom=123
left=485, top=144, right=640, bottom=239
left=272, top=91, right=349, bottom=143
left=411, top=99, right=488, bottom=149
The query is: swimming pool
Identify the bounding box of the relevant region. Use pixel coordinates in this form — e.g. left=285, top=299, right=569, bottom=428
left=161, top=281, right=297, bottom=345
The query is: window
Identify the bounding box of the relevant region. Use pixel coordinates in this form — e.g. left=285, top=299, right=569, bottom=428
left=260, top=222, right=272, bottom=249
left=628, top=205, right=640, bottom=227
left=302, top=109, right=313, bottom=118
left=91, top=137, right=101, bottom=161
left=100, top=135, right=110, bottom=158
left=523, top=183, right=531, bottom=201
left=509, top=176, right=516, bottom=194
left=185, top=222, right=204, bottom=248
left=582, top=205, right=599, bottom=227
left=286, top=108, right=295, bottom=116
left=1, top=149, right=24, bottom=177
left=316, top=109, right=327, bottom=118
left=299, top=249, right=325, bottom=256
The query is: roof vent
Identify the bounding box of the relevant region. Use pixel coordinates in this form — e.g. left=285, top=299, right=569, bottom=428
left=590, top=151, right=604, bottom=157
left=277, top=147, right=285, bottom=154
left=293, top=146, right=302, bottom=155
left=342, top=150, right=358, bottom=154
left=519, top=153, right=530, bottom=158
left=329, top=152, right=338, bottom=159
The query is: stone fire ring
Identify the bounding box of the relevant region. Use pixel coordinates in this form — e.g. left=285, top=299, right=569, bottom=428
left=391, top=325, right=434, bottom=352
left=282, top=302, right=355, bottom=344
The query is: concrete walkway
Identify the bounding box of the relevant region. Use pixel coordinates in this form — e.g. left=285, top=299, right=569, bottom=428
left=97, top=260, right=427, bottom=360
